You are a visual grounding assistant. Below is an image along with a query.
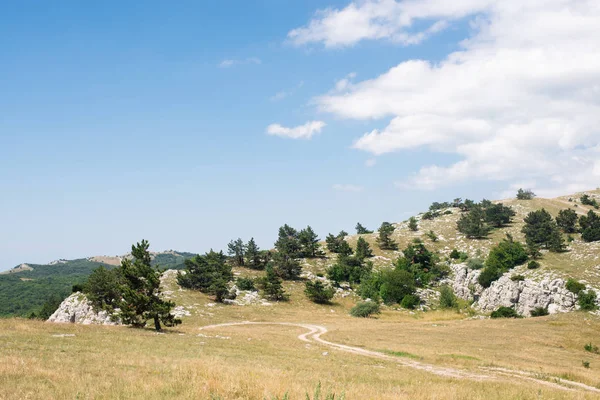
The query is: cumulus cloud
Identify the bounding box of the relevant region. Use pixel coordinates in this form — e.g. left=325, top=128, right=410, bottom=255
left=266, top=121, right=326, bottom=140
left=297, top=0, right=600, bottom=194
left=219, top=57, right=262, bottom=68
left=333, top=184, right=364, bottom=192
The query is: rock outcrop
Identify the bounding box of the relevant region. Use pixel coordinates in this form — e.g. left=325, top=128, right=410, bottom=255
left=47, top=292, right=120, bottom=325
left=448, top=263, right=598, bottom=317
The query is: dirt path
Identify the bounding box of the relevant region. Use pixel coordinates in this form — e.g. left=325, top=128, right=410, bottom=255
left=201, top=321, right=600, bottom=394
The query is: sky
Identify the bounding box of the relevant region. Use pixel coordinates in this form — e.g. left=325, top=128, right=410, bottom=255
left=1, top=0, right=599, bottom=270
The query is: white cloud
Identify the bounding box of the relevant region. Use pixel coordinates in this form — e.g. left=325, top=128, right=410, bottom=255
left=300, top=0, right=600, bottom=194
left=333, top=184, right=364, bottom=192
left=266, top=121, right=326, bottom=140
left=219, top=57, right=262, bottom=68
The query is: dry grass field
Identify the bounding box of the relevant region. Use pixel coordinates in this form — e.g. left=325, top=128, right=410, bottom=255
left=2, top=190, right=600, bottom=399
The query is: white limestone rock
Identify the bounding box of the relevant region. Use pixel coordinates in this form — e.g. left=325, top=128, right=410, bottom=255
left=47, top=292, right=120, bottom=325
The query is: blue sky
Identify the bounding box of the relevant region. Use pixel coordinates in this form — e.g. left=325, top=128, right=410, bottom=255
left=1, top=0, right=598, bottom=269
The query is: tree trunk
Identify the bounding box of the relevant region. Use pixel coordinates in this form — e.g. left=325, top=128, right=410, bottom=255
left=154, top=316, right=161, bottom=331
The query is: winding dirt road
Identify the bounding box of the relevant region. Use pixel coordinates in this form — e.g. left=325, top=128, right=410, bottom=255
left=201, top=321, right=600, bottom=394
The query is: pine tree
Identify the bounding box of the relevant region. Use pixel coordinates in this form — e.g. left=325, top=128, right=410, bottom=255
left=227, top=238, right=246, bottom=267
left=517, top=188, right=536, bottom=200
left=298, top=226, right=324, bottom=258
left=484, top=203, right=516, bottom=227
left=457, top=206, right=491, bottom=238
left=272, top=224, right=302, bottom=279
left=304, top=281, right=334, bottom=304
left=580, top=210, right=600, bottom=242
left=522, top=209, right=565, bottom=252
left=245, top=238, right=264, bottom=270
left=177, top=250, right=233, bottom=302
left=355, top=237, right=374, bottom=261
left=376, top=222, right=398, bottom=250
left=355, top=223, right=373, bottom=235
left=408, top=217, right=418, bottom=232
left=556, top=209, right=578, bottom=233
left=337, top=239, right=354, bottom=257
left=257, top=266, right=288, bottom=301
left=119, top=240, right=181, bottom=331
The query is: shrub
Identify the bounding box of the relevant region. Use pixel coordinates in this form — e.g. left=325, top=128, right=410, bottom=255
left=304, top=281, right=335, bottom=304
left=449, top=249, right=461, bottom=259
left=579, top=210, right=600, bottom=243
left=425, top=230, right=438, bottom=242
left=350, top=301, right=380, bottom=318
left=408, top=217, right=418, bottom=232
left=516, top=188, right=536, bottom=200
left=379, top=270, right=416, bottom=305
left=579, top=290, right=598, bottom=311
left=478, top=266, right=502, bottom=288
left=580, top=194, right=599, bottom=209
left=236, top=277, right=256, bottom=291
left=530, top=307, right=549, bottom=317
left=584, top=343, right=599, bottom=354
left=527, top=260, right=540, bottom=270
left=582, top=360, right=590, bottom=369
left=566, top=278, right=586, bottom=295
left=467, top=257, right=485, bottom=270
left=486, top=235, right=529, bottom=272
left=439, top=285, right=457, bottom=309
left=491, top=306, right=520, bottom=318
left=71, top=283, right=84, bottom=293
left=457, top=206, right=491, bottom=239
left=400, top=294, right=420, bottom=309
left=511, top=275, right=525, bottom=282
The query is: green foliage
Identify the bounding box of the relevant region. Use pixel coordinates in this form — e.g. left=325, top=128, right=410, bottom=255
left=425, top=230, right=438, bottom=242
left=397, top=242, right=447, bottom=286
left=522, top=209, right=566, bottom=252
left=178, top=250, right=233, bottom=302
left=467, top=257, right=485, bottom=270
left=527, top=260, right=540, bottom=270
left=236, top=277, right=256, bottom=291
left=484, top=203, right=516, bottom=228
left=566, top=278, right=586, bottom=295
left=579, top=210, right=600, bottom=242
left=478, top=266, right=502, bottom=288
left=578, top=290, right=598, bottom=311
left=516, top=188, right=536, bottom=200
left=408, top=217, right=418, bottom=231
left=580, top=194, right=599, bottom=209
left=305, top=382, right=345, bottom=400
left=37, top=295, right=64, bottom=320
left=354, top=237, right=373, bottom=261
left=449, top=249, right=461, bottom=260
left=438, top=285, right=457, bottom=309
left=272, top=224, right=303, bottom=280
left=325, top=232, right=353, bottom=255
left=227, top=238, right=246, bottom=267
left=582, top=360, right=590, bottom=369
left=304, top=281, right=335, bottom=304
left=349, top=301, right=380, bottom=318
left=270, top=251, right=302, bottom=280
left=118, top=240, right=181, bottom=330
left=457, top=206, right=491, bottom=239
left=530, top=307, right=549, bottom=317
left=584, top=343, right=599, bottom=354
left=491, top=306, right=521, bottom=318
left=84, top=266, right=123, bottom=313
left=376, top=222, right=398, bottom=250
left=245, top=238, right=267, bottom=270
left=298, top=226, right=325, bottom=258
left=327, top=255, right=371, bottom=285
left=379, top=270, right=416, bottom=305
left=256, top=266, right=288, bottom=301
left=355, top=223, right=373, bottom=235
left=422, top=211, right=440, bottom=220
left=511, top=275, right=525, bottom=282
left=400, top=294, right=421, bottom=309
left=478, top=235, right=528, bottom=288
left=71, top=283, right=84, bottom=293
left=556, top=209, right=578, bottom=233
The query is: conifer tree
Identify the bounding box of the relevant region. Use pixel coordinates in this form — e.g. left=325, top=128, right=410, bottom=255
left=355, top=237, right=374, bottom=261
left=408, top=217, right=418, bottom=231
left=257, top=265, right=288, bottom=301
left=227, top=238, right=246, bottom=267
left=579, top=210, right=600, bottom=242
left=355, top=223, right=373, bottom=235
left=522, top=209, right=565, bottom=252
left=556, top=209, right=578, bottom=233
left=119, top=240, right=181, bottom=331
left=376, top=222, right=398, bottom=250
left=298, top=226, right=324, bottom=258
left=272, top=224, right=302, bottom=279
left=245, top=238, right=265, bottom=270
left=457, top=206, right=491, bottom=238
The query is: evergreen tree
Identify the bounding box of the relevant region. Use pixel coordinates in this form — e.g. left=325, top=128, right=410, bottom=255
left=227, top=238, right=246, bottom=267
left=484, top=203, right=516, bottom=227
left=257, top=266, right=287, bottom=301
left=457, top=206, right=491, bottom=238
left=304, top=281, right=334, bottom=304
left=298, top=226, right=324, bottom=258
left=579, top=210, right=600, bottom=242
left=119, top=240, right=181, bottom=331
left=408, top=217, right=418, bottom=232
left=522, top=209, right=565, bottom=252
left=325, top=231, right=351, bottom=254
left=178, top=250, right=233, bottom=302
left=327, top=254, right=372, bottom=285
left=355, top=223, right=373, bottom=235
left=517, top=188, right=536, bottom=200
left=355, top=237, right=374, bottom=261
left=337, top=239, right=354, bottom=257
left=376, top=222, right=398, bottom=250
left=580, top=194, right=599, bottom=209
left=84, top=266, right=122, bottom=313
left=556, top=209, right=578, bottom=233
left=272, top=224, right=302, bottom=279
left=244, top=238, right=265, bottom=270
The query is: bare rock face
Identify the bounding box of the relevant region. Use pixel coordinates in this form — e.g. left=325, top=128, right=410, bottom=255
left=47, top=292, right=120, bottom=325
left=447, top=264, right=595, bottom=317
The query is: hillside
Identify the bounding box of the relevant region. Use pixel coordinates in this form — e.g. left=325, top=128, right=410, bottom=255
left=0, top=251, right=194, bottom=317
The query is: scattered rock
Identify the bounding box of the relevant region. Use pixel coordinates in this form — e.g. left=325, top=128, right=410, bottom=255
left=47, top=292, right=120, bottom=325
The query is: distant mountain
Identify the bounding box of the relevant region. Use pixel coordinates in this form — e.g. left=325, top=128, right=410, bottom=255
left=0, top=250, right=195, bottom=318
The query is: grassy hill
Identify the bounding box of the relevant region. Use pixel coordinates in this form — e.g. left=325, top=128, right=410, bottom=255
left=0, top=251, right=194, bottom=317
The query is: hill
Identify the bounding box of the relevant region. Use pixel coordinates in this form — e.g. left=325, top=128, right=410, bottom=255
left=0, top=251, right=194, bottom=317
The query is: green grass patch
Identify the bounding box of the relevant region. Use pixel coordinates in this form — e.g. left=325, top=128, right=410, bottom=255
left=380, top=349, right=422, bottom=360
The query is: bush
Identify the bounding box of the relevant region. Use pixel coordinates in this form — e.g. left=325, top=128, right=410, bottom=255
left=530, top=307, right=549, bottom=317
left=490, top=306, right=520, bottom=318
left=584, top=343, right=599, bottom=354
left=566, top=278, right=586, bottom=295
left=527, top=260, right=540, bottom=270
left=379, top=270, right=416, bottom=305
left=467, top=257, right=485, bottom=270
left=400, top=294, right=420, bottom=309
left=486, top=235, right=528, bottom=272
left=578, top=290, right=598, bottom=311
left=517, top=188, right=536, bottom=200
left=425, top=230, right=438, bottom=242
left=71, top=283, right=84, bottom=293
left=236, top=277, right=256, bottom=291
left=478, top=266, right=502, bottom=288
left=511, top=275, right=525, bottom=282
left=350, top=301, right=380, bottom=318
left=304, top=281, right=335, bottom=304
left=439, top=285, right=457, bottom=309
left=582, top=360, right=590, bottom=369
left=449, top=249, right=461, bottom=260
